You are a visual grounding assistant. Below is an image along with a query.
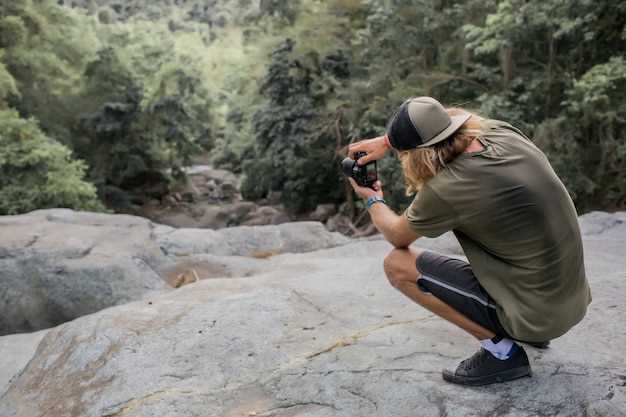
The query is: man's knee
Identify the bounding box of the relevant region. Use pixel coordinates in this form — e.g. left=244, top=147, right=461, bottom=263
left=383, top=248, right=422, bottom=288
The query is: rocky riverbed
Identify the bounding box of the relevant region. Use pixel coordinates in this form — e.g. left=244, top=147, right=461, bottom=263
left=0, top=210, right=625, bottom=416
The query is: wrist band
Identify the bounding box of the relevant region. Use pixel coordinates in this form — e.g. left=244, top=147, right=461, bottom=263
left=367, top=196, right=386, bottom=209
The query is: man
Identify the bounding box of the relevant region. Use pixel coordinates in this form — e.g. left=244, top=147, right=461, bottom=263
left=347, top=96, right=591, bottom=386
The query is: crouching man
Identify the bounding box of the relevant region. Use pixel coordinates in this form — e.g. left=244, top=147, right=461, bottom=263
left=348, top=97, right=591, bottom=386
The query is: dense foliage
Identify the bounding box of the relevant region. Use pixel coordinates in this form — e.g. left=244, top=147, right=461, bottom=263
left=1, top=0, right=624, bottom=217
left=0, top=0, right=214, bottom=212
left=237, top=0, right=625, bottom=212
left=240, top=40, right=349, bottom=211
left=463, top=1, right=626, bottom=209
left=0, top=110, right=102, bottom=214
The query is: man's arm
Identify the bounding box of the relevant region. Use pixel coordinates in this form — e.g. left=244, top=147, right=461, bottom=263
left=348, top=178, right=421, bottom=248
left=368, top=203, right=420, bottom=248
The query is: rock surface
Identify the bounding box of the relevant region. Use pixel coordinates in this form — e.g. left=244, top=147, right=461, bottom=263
left=154, top=221, right=350, bottom=258
left=0, top=210, right=349, bottom=335
left=182, top=165, right=240, bottom=203
left=139, top=165, right=294, bottom=229
left=0, top=329, right=48, bottom=397
left=1, top=211, right=624, bottom=416
left=0, top=209, right=168, bottom=335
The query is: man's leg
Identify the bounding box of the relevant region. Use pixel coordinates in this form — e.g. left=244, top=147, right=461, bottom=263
left=383, top=247, right=496, bottom=340
left=383, top=247, right=532, bottom=386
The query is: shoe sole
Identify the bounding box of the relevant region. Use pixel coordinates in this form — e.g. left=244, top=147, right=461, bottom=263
left=442, top=366, right=532, bottom=386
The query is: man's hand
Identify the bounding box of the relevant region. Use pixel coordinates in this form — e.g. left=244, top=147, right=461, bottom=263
left=348, top=178, right=383, bottom=201
left=349, top=135, right=389, bottom=165
left=348, top=177, right=420, bottom=247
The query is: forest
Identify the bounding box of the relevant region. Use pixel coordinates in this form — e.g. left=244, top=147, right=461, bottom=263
left=1, top=0, right=624, bottom=225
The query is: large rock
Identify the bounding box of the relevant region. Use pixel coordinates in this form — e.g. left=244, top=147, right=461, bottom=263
left=0, top=209, right=169, bottom=335
left=183, top=165, right=240, bottom=203
left=0, top=210, right=348, bottom=335
left=0, top=330, right=48, bottom=397
left=142, top=165, right=294, bottom=229
left=1, top=212, right=624, bottom=417
left=154, top=221, right=350, bottom=257
left=241, top=205, right=291, bottom=227
left=155, top=201, right=260, bottom=229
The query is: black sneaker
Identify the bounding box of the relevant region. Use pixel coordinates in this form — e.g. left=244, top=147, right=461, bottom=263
left=442, top=344, right=532, bottom=386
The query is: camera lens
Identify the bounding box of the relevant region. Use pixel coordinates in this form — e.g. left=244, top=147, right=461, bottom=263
left=341, top=157, right=356, bottom=177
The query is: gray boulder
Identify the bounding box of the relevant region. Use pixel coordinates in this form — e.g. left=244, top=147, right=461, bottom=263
left=241, top=205, right=291, bottom=226
left=579, top=210, right=626, bottom=237
left=149, top=201, right=293, bottom=230
left=0, top=329, right=48, bottom=397
left=146, top=201, right=255, bottom=230
left=183, top=165, right=240, bottom=203
left=154, top=221, right=350, bottom=257
left=310, top=204, right=337, bottom=223
left=194, top=201, right=259, bottom=229
left=139, top=165, right=297, bottom=229
left=1, top=212, right=624, bottom=417
left=0, top=210, right=350, bottom=335
left=0, top=209, right=169, bottom=335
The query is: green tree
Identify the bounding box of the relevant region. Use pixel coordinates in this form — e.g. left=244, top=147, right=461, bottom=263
left=0, top=60, right=18, bottom=106
left=241, top=39, right=347, bottom=212
left=535, top=57, right=626, bottom=210
left=0, top=0, right=99, bottom=140
left=0, top=110, right=103, bottom=215
left=2, top=0, right=623, bottom=218
left=75, top=46, right=214, bottom=210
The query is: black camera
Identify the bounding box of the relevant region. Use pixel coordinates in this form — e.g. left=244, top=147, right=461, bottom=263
left=342, top=151, right=378, bottom=188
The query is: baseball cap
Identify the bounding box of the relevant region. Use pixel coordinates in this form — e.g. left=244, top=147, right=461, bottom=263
left=386, top=97, right=471, bottom=150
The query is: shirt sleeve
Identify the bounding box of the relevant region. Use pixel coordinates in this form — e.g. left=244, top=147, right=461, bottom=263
left=404, top=184, right=459, bottom=238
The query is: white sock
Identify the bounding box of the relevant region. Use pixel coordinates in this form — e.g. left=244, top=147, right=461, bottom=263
left=480, top=338, right=515, bottom=360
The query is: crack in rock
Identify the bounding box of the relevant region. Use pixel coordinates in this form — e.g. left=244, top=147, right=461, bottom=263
left=256, top=401, right=339, bottom=416
left=101, top=388, right=196, bottom=417
left=290, top=289, right=342, bottom=322
left=282, top=367, right=439, bottom=378
left=305, top=318, right=430, bottom=360
left=66, top=243, right=96, bottom=259
left=160, top=373, right=193, bottom=380
left=342, top=387, right=378, bottom=411
left=391, top=350, right=459, bottom=362
left=24, top=235, right=39, bottom=248
left=550, top=364, right=589, bottom=377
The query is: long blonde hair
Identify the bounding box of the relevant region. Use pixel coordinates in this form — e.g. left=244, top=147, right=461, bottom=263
left=399, top=108, right=485, bottom=195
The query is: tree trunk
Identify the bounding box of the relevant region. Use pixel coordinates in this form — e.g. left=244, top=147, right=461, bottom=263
left=500, top=45, right=514, bottom=88
left=334, top=108, right=355, bottom=220
left=545, top=32, right=555, bottom=116
left=462, top=47, right=472, bottom=75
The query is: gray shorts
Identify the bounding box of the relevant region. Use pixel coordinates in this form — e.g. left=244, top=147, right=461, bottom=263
left=416, top=251, right=513, bottom=339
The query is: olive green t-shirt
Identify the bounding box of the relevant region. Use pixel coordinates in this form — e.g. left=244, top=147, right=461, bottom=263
left=406, top=120, right=591, bottom=342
